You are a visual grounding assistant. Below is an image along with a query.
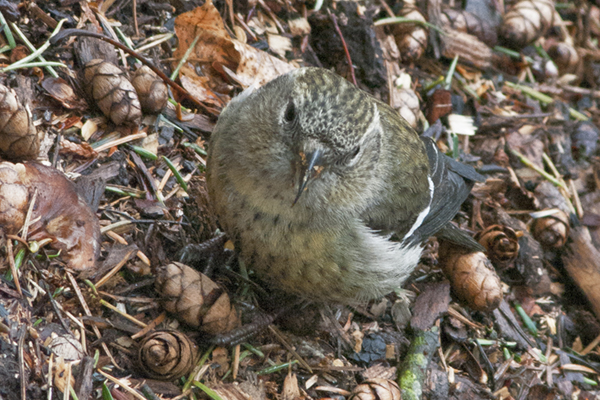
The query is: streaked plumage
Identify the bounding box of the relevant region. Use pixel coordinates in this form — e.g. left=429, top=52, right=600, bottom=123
left=207, top=68, right=483, bottom=304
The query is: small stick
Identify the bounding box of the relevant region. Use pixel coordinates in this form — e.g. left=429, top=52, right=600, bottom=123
left=95, top=247, right=137, bottom=288
left=268, top=325, right=313, bottom=372
left=21, top=188, right=38, bottom=240
left=133, top=0, right=139, bottom=37
left=581, top=331, right=600, bottom=355
left=66, top=272, right=121, bottom=369
left=97, top=369, right=147, bottom=400
left=93, top=131, right=147, bottom=153
left=6, top=240, right=22, bottom=297
left=131, top=312, right=166, bottom=340
left=569, top=179, right=584, bottom=219
left=18, top=325, right=27, bottom=400
left=135, top=32, right=174, bottom=52
left=328, top=9, right=357, bottom=86
left=258, top=0, right=285, bottom=33
left=232, top=344, right=240, bottom=380
left=234, top=13, right=258, bottom=41
left=100, top=299, right=147, bottom=328
left=378, top=0, right=395, bottom=18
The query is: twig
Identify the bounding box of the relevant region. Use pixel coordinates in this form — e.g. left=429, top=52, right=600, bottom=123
left=6, top=240, right=22, bottom=297
left=42, top=280, right=71, bottom=334
left=18, top=325, right=27, bottom=400
left=234, top=14, right=258, bottom=41
left=48, top=353, right=54, bottom=400
left=135, top=33, right=174, bottom=52
left=258, top=0, right=285, bottom=33
left=232, top=344, right=240, bottom=380
left=569, top=179, right=584, bottom=219
left=100, top=299, right=147, bottom=328
left=93, top=131, right=147, bottom=153
left=560, top=84, right=600, bottom=98
left=66, top=272, right=121, bottom=369
left=94, top=247, right=137, bottom=288
left=27, top=3, right=58, bottom=29
left=378, top=0, right=395, bottom=18
left=21, top=187, right=38, bottom=241
left=131, top=312, right=166, bottom=340
left=27, top=279, right=85, bottom=329
left=97, top=369, right=147, bottom=400
left=95, top=11, right=127, bottom=66
left=132, top=0, right=139, bottom=37
left=268, top=325, right=313, bottom=373
left=327, top=9, right=357, bottom=86
left=579, top=335, right=600, bottom=356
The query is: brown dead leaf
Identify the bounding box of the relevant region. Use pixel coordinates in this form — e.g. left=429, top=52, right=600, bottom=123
left=179, top=66, right=229, bottom=109
left=41, top=77, right=87, bottom=110
left=229, top=38, right=295, bottom=87
left=173, top=0, right=295, bottom=101
left=10, top=45, right=29, bottom=64
left=282, top=373, right=301, bottom=400
left=212, top=347, right=230, bottom=375
left=0, top=162, right=101, bottom=271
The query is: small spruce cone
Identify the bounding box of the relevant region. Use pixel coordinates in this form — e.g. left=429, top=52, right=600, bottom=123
left=439, top=242, right=503, bottom=312
left=439, top=8, right=498, bottom=47
left=547, top=42, right=580, bottom=74
left=532, top=210, right=570, bottom=248
left=131, top=66, right=168, bottom=113
left=0, top=84, right=42, bottom=161
left=82, top=59, right=142, bottom=126
left=391, top=87, right=421, bottom=129
left=138, top=330, right=197, bottom=381
left=499, top=0, right=555, bottom=49
left=392, top=3, right=428, bottom=62
left=155, top=262, right=240, bottom=335
left=350, top=379, right=401, bottom=400
left=475, top=225, right=520, bottom=268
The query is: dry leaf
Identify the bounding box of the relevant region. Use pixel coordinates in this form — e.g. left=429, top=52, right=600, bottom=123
left=172, top=0, right=295, bottom=101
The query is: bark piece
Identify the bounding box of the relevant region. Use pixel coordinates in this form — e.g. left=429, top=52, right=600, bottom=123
left=564, top=227, right=600, bottom=322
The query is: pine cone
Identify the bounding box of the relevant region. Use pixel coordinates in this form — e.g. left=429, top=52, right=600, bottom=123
left=0, top=84, right=42, bottom=161
left=131, top=65, right=168, bottom=113
left=82, top=59, right=142, bottom=126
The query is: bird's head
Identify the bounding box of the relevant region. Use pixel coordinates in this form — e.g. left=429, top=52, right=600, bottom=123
left=271, top=68, right=383, bottom=207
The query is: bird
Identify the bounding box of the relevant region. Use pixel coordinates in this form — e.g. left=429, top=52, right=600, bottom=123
left=206, top=67, right=484, bottom=305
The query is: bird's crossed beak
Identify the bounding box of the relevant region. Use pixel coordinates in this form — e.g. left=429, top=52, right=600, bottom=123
left=293, top=148, right=323, bottom=206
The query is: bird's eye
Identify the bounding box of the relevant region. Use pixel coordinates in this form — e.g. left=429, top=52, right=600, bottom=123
left=338, top=146, right=361, bottom=166
left=284, top=101, right=296, bottom=123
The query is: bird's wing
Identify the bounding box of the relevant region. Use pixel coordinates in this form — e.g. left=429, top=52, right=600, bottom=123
left=404, top=137, right=485, bottom=250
